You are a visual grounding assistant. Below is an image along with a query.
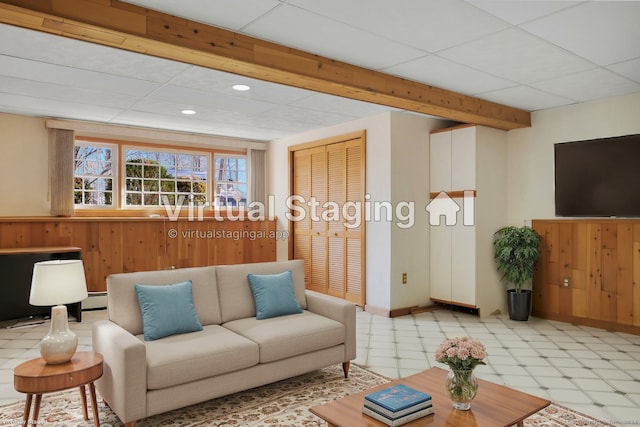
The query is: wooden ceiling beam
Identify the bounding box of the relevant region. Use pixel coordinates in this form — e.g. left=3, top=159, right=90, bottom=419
left=0, top=0, right=531, bottom=130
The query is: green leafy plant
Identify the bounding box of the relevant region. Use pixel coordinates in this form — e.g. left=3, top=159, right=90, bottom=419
left=493, top=226, right=541, bottom=293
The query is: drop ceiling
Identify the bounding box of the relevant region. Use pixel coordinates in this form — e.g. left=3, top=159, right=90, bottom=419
left=0, top=0, right=638, bottom=142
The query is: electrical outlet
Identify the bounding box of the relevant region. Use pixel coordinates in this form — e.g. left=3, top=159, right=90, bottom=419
left=402, top=273, right=407, bottom=284
left=563, top=277, right=570, bottom=287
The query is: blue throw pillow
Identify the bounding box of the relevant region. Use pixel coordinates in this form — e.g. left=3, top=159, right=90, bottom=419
left=247, top=270, right=303, bottom=320
left=134, top=280, right=203, bottom=341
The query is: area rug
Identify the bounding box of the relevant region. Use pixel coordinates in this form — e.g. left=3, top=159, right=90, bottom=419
left=0, top=364, right=612, bottom=427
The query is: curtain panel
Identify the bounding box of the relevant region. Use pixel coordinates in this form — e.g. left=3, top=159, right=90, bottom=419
left=49, top=128, right=75, bottom=216
left=251, top=148, right=266, bottom=206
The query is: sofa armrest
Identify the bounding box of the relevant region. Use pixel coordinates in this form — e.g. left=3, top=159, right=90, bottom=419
left=305, top=290, right=356, bottom=362
left=92, top=320, right=147, bottom=424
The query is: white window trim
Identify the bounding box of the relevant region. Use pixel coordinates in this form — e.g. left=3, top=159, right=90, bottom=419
left=74, top=140, right=119, bottom=209
left=121, top=145, right=213, bottom=209
left=214, top=153, right=249, bottom=208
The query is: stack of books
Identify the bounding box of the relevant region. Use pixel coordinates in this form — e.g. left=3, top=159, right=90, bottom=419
left=363, top=384, right=433, bottom=426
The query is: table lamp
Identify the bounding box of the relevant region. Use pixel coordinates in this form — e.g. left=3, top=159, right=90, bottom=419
left=29, top=259, right=88, bottom=364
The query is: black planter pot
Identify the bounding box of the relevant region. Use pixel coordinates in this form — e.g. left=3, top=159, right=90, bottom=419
left=507, top=289, right=532, bottom=321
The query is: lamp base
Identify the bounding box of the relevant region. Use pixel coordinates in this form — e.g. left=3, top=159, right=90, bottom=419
left=40, top=305, right=78, bottom=364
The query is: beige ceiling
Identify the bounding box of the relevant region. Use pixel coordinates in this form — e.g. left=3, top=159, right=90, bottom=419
left=0, top=0, right=638, bottom=142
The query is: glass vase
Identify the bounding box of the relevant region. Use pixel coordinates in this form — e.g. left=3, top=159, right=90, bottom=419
left=445, top=369, right=478, bottom=410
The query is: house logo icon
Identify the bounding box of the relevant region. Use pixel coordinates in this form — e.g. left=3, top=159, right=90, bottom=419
left=425, top=191, right=475, bottom=226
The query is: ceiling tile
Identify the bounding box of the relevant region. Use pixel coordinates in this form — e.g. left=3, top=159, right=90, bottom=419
left=478, top=85, right=574, bottom=111
left=122, top=0, right=281, bottom=30
left=291, top=93, right=396, bottom=117
left=0, top=55, right=162, bottom=97
left=608, top=58, right=640, bottom=85
left=259, top=105, right=359, bottom=127
left=0, top=24, right=189, bottom=82
left=0, top=2, right=638, bottom=140
left=521, top=2, right=640, bottom=66
left=0, top=93, right=121, bottom=122
left=287, top=0, right=509, bottom=52
left=464, top=0, right=581, bottom=25
left=383, top=54, right=516, bottom=95
left=114, top=110, right=252, bottom=137
left=530, top=68, right=640, bottom=103
left=242, top=4, right=425, bottom=70
left=439, top=28, right=595, bottom=84
left=0, top=76, right=139, bottom=109
left=147, top=85, right=278, bottom=115
left=169, top=66, right=316, bottom=104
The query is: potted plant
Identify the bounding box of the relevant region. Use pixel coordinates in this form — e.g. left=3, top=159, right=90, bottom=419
left=493, top=226, right=541, bottom=321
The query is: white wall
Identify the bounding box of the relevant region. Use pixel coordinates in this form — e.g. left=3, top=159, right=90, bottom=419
left=268, top=112, right=393, bottom=309
left=389, top=112, right=440, bottom=309
left=507, top=93, right=640, bottom=225
left=268, top=111, right=450, bottom=311
left=0, top=113, right=50, bottom=216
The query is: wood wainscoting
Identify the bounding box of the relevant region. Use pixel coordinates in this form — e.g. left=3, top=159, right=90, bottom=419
left=532, top=219, right=640, bottom=335
left=0, top=216, right=277, bottom=292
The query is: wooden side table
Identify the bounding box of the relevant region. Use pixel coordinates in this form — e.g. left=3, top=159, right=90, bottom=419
left=14, top=351, right=104, bottom=427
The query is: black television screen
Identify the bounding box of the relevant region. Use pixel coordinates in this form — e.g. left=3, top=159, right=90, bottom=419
left=554, top=134, right=640, bottom=217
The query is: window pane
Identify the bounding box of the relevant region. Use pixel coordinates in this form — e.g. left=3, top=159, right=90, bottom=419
left=126, top=178, right=142, bottom=191
left=161, top=180, right=176, bottom=192
left=78, top=145, right=246, bottom=209
left=74, top=142, right=116, bottom=208
left=143, top=179, right=158, bottom=191
left=144, top=193, right=159, bottom=205
left=143, top=164, right=159, bottom=178
left=123, top=147, right=215, bottom=207
left=214, top=155, right=248, bottom=207
left=126, top=193, right=142, bottom=206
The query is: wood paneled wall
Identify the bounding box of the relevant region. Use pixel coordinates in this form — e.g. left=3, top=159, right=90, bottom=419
left=0, top=217, right=278, bottom=292
left=532, top=219, right=640, bottom=335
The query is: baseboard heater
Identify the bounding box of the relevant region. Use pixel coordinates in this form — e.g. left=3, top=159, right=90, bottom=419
left=82, top=292, right=107, bottom=310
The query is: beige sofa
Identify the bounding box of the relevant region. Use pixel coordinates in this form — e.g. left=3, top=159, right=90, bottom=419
left=92, top=260, right=356, bottom=427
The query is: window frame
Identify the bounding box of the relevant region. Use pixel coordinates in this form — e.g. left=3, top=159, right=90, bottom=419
left=73, top=139, right=118, bottom=210
left=213, top=153, right=249, bottom=208
left=121, top=145, right=212, bottom=209
left=73, top=137, right=248, bottom=213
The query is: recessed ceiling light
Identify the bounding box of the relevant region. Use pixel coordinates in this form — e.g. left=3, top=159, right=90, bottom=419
left=232, top=84, right=251, bottom=91
left=181, top=109, right=197, bottom=115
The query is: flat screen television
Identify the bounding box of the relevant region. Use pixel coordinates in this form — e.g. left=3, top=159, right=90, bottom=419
left=554, top=134, right=640, bottom=217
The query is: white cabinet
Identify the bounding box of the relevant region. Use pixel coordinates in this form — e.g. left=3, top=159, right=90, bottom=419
left=429, top=125, right=507, bottom=316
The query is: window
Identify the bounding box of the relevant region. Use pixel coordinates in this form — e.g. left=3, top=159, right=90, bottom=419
left=73, top=139, right=248, bottom=210
left=124, top=148, right=208, bottom=207
left=74, top=142, right=116, bottom=206
left=214, top=155, right=247, bottom=207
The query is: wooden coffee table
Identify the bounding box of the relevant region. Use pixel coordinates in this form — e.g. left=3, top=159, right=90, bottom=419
left=310, top=367, right=550, bottom=427
left=14, top=351, right=104, bottom=427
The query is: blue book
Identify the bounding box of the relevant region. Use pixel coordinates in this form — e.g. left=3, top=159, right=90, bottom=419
left=364, top=384, right=431, bottom=413
left=363, top=404, right=434, bottom=426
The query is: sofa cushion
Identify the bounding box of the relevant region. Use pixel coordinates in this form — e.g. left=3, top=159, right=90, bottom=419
left=216, top=260, right=307, bottom=323
left=143, top=324, right=259, bottom=390
left=248, top=271, right=303, bottom=320
left=135, top=281, right=203, bottom=341
left=223, top=311, right=345, bottom=363
left=107, top=266, right=220, bottom=335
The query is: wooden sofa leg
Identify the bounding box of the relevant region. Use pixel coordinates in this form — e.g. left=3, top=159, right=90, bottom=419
left=125, top=422, right=136, bottom=427
left=342, top=361, right=350, bottom=378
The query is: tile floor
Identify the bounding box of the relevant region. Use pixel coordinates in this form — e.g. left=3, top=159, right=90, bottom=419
left=1, top=308, right=639, bottom=425
left=355, top=308, right=640, bottom=425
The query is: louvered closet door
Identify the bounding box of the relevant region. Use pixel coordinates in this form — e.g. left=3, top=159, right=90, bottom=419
left=290, top=131, right=365, bottom=306
left=327, top=143, right=346, bottom=299
left=292, top=146, right=327, bottom=293
left=310, top=147, right=328, bottom=293
left=344, top=139, right=364, bottom=304
left=292, top=149, right=312, bottom=287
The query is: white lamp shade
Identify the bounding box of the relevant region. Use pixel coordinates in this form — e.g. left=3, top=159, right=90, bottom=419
left=30, top=259, right=88, bottom=306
